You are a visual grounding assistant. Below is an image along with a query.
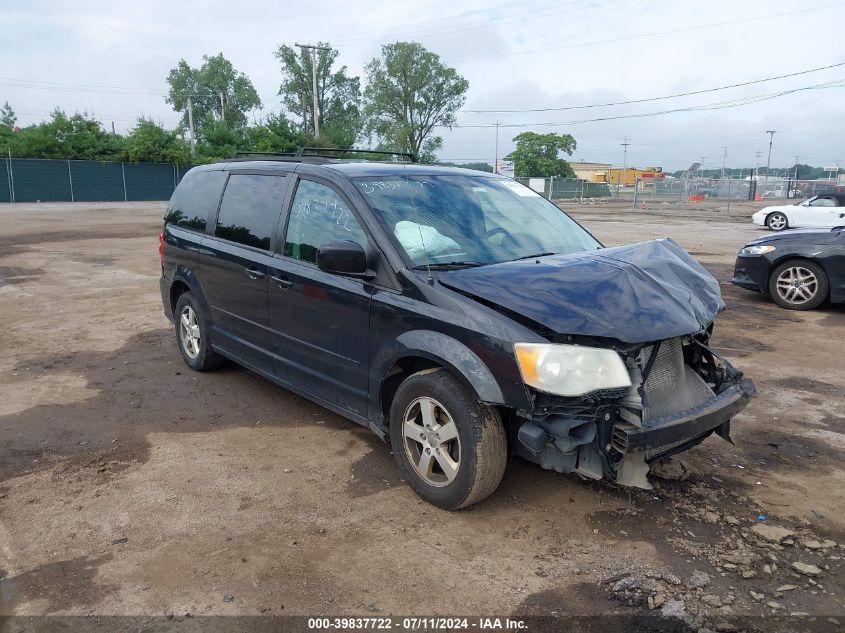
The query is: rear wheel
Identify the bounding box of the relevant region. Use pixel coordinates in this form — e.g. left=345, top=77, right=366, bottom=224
left=766, top=212, right=788, bottom=231
left=174, top=292, right=224, bottom=370
left=389, top=369, right=507, bottom=510
left=768, top=259, right=828, bottom=310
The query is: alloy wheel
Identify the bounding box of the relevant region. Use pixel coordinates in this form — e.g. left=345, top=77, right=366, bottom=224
left=402, top=397, right=461, bottom=487
left=768, top=214, right=787, bottom=231
left=775, top=266, right=818, bottom=305
left=179, top=305, right=201, bottom=359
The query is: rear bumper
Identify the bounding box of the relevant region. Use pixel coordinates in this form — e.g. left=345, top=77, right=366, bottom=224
left=160, top=275, right=174, bottom=322
left=613, top=377, right=756, bottom=459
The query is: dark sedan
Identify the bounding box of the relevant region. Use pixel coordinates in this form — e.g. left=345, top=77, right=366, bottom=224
left=732, top=226, right=845, bottom=310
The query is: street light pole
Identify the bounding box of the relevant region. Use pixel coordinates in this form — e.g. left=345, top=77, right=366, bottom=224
left=186, top=97, right=195, bottom=158
left=494, top=121, right=500, bottom=174
left=296, top=43, right=331, bottom=139
left=618, top=136, right=629, bottom=195
left=764, top=130, right=776, bottom=181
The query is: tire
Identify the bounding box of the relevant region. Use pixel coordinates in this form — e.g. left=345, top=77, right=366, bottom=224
left=766, top=212, right=788, bottom=231
left=768, top=259, right=828, bottom=310
left=174, top=292, right=224, bottom=370
left=389, top=368, right=507, bottom=510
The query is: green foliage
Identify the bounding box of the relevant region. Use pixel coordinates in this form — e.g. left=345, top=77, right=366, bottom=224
left=505, top=132, right=576, bottom=178
left=363, top=42, right=468, bottom=163
left=8, top=109, right=126, bottom=160
left=1, top=101, right=16, bottom=128
left=274, top=43, right=361, bottom=147
left=166, top=53, right=262, bottom=140
left=126, top=118, right=189, bottom=164
left=243, top=112, right=300, bottom=154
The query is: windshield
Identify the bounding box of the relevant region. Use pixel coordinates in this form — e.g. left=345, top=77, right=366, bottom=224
left=353, top=174, right=601, bottom=267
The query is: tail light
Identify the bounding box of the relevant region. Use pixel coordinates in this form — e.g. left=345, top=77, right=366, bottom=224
left=158, top=232, right=165, bottom=268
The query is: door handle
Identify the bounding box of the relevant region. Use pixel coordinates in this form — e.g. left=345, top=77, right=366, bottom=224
left=270, top=274, right=293, bottom=289
left=245, top=267, right=266, bottom=280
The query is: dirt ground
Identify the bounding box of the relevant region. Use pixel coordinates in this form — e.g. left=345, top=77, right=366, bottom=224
left=0, top=199, right=843, bottom=627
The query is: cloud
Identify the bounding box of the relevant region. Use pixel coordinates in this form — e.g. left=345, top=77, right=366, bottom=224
left=2, top=0, right=844, bottom=169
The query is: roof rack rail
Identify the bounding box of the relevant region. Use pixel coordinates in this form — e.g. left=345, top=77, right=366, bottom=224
left=299, top=147, right=417, bottom=163
left=230, top=148, right=417, bottom=163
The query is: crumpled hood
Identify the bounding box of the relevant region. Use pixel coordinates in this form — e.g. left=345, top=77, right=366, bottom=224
left=438, top=238, right=725, bottom=344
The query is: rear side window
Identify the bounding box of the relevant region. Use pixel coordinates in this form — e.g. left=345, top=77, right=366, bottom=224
left=165, top=170, right=226, bottom=231
left=214, top=174, right=287, bottom=250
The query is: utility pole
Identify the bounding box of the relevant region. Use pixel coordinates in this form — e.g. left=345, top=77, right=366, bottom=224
left=618, top=136, right=630, bottom=195
left=187, top=97, right=196, bottom=158
left=754, top=151, right=762, bottom=179
left=764, top=130, right=776, bottom=181
left=721, top=146, right=728, bottom=179
left=295, top=43, right=331, bottom=139
left=494, top=121, right=501, bottom=174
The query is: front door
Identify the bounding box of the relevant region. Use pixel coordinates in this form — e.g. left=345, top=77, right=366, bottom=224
left=268, top=177, right=372, bottom=418
left=199, top=173, right=289, bottom=374
left=800, top=196, right=839, bottom=227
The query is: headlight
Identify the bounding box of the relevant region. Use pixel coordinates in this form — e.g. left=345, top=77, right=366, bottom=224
left=514, top=343, right=631, bottom=397
left=739, top=245, right=776, bottom=256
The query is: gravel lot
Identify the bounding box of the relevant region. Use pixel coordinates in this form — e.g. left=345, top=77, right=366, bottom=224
left=0, top=199, right=843, bottom=626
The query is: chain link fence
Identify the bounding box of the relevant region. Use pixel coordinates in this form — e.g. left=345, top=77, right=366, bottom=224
left=0, top=157, right=197, bottom=203
left=514, top=175, right=800, bottom=204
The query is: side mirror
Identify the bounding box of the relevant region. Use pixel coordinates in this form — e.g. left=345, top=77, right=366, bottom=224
left=316, top=240, right=374, bottom=279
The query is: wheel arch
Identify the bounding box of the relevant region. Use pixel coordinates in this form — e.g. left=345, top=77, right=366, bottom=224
left=169, top=265, right=212, bottom=316
left=374, top=331, right=508, bottom=430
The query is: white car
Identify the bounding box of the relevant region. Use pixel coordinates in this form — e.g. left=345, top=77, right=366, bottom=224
left=752, top=193, right=845, bottom=231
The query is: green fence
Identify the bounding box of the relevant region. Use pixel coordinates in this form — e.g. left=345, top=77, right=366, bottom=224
left=0, top=157, right=198, bottom=203
left=514, top=177, right=612, bottom=200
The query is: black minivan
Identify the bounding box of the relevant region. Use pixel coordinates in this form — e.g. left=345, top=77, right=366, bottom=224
left=159, top=153, right=755, bottom=509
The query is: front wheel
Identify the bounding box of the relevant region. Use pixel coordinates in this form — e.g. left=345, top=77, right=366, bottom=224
left=766, top=212, right=788, bottom=231
left=389, top=369, right=507, bottom=510
left=768, top=259, right=828, bottom=310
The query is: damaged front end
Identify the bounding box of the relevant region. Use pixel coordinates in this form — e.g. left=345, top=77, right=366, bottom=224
left=513, top=332, right=756, bottom=489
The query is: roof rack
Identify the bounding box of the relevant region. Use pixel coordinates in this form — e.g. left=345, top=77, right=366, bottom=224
left=230, top=147, right=417, bottom=163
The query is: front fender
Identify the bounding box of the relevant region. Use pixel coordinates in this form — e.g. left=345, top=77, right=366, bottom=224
left=369, top=330, right=531, bottom=431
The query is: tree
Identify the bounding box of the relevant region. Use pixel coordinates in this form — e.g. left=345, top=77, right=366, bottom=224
left=11, top=109, right=125, bottom=160
left=126, top=118, right=189, bottom=163
left=243, top=112, right=299, bottom=154
left=363, top=42, right=468, bottom=162
left=0, top=102, right=16, bottom=129
left=505, top=132, right=577, bottom=178
left=274, top=43, right=361, bottom=147
left=166, top=53, right=262, bottom=140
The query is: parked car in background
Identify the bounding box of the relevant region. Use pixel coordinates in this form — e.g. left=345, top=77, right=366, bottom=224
left=752, top=193, right=845, bottom=231
left=732, top=226, right=845, bottom=310
left=159, top=151, right=755, bottom=509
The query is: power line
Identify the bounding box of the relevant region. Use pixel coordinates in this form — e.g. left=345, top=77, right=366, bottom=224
left=451, top=3, right=843, bottom=64
left=447, top=79, right=845, bottom=128
left=461, top=61, right=845, bottom=113
left=332, top=0, right=615, bottom=46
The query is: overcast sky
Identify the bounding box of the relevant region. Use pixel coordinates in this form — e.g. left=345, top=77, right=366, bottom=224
left=2, top=0, right=844, bottom=171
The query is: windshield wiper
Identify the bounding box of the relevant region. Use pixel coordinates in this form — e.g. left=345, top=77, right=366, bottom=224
left=412, top=261, right=486, bottom=270
left=511, top=252, right=557, bottom=261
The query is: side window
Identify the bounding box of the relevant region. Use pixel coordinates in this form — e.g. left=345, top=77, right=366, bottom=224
left=284, top=180, right=367, bottom=263
left=215, top=174, right=287, bottom=250
left=810, top=197, right=836, bottom=207
left=165, top=170, right=226, bottom=231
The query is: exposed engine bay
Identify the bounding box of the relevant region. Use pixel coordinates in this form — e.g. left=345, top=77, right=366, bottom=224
left=512, top=329, right=756, bottom=489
